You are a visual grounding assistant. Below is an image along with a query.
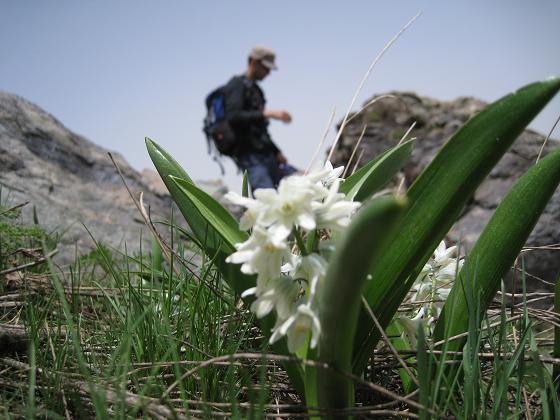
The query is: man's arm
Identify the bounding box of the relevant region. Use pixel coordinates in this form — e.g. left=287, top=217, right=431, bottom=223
left=264, top=110, right=292, bottom=157
left=263, top=109, right=292, bottom=123
left=225, top=78, right=292, bottom=126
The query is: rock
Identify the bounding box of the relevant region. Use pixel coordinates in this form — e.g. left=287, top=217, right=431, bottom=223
left=0, top=91, right=241, bottom=266
left=140, top=168, right=169, bottom=197
left=330, top=91, right=560, bottom=292
left=0, top=91, right=174, bottom=264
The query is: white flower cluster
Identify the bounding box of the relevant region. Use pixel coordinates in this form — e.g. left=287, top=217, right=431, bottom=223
left=396, top=240, right=463, bottom=344
left=225, top=162, right=360, bottom=353
left=402, top=241, right=464, bottom=336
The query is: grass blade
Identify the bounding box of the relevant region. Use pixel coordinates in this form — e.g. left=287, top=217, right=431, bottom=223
left=493, top=324, right=531, bottom=413
left=554, top=273, right=560, bottom=391
left=386, top=321, right=416, bottom=394
left=417, top=323, right=430, bottom=420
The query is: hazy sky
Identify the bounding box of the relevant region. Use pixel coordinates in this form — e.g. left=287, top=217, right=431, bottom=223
left=2, top=1, right=559, bottom=191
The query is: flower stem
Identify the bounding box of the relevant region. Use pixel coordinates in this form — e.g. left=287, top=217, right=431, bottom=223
left=306, top=229, right=318, bottom=253
left=292, top=228, right=308, bottom=256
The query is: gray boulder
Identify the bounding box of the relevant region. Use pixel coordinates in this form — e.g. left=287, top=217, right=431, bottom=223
left=0, top=91, right=175, bottom=264
left=330, top=92, right=560, bottom=291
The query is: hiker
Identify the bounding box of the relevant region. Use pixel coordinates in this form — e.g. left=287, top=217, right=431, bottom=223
left=222, top=45, right=298, bottom=192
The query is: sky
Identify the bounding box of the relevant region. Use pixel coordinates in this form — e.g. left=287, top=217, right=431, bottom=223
left=1, top=1, right=559, bottom=192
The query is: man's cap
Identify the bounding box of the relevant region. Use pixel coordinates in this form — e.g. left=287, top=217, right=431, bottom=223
left=249, top=45, right=278, bottom=70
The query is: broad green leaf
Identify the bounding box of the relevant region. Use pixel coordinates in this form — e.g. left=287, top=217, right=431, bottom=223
left=314, top=196, right=407, bottom=415
left=434, top=148, right=560, bottom=353
left=352, top=77, right=560, bottom=374
left=146, top=138, right=248, bottom=279
left=146, top=138, right=251, bottom=293
left=145, top=138, right=221, bottom=253
left=171, top=176, right=247, bottom=250
left=145, top=137, right=192, bottom=181
left=170, top=176, right=254, bottom=295
left=340, top=139, right=414, bottom=201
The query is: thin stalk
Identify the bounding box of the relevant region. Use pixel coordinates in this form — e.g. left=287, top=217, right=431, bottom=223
left=292, top=228, right=308, bottom=257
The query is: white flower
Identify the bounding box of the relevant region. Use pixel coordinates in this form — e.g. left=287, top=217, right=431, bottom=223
left=269, top=304, right=322, bottom=353
left=254, top=177, right=320, bottom=243
left=305, top=160, right=344, bottom=187
left=224, top=192, right=265, bottom=230
left=394, top=316, right=424, bottom=347
left=319, top=161, right=344, bottom=188
left=432, top=241, right=459, bottom=270
left=248, top=276, right=300, bottom=319
left=313, top=179, right=361, bottom=231
left=305, top=162, right=333, bottom=182
left=435, top=259, right=464, bottom=282
left=225, top=166, right=362, bottom=355
left=409, top=240, right=463, bottom=324
left=225, top=226, right=290, bottom=282
left=290, top=253, right=327, bottom=301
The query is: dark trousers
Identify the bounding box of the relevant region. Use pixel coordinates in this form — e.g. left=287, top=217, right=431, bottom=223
left=236, top=152, right=298, bottom=192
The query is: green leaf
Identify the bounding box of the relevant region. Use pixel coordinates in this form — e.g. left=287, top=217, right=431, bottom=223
left=434, top=148, right=560, bottom=353
left=416, top=323, right=430, bottom=420
left=528, top=324, right=554, bottom=420
left=145, top=138, right=219, bottom=252
left=314, top=195, right=407, bottom=415
left=340, top=139, right=414, bottom=201
left=150, top=236, right=164, bottom=274
left=387, top=320, right=416, bottom=394
left=171, top=177, right=247, bottom=250
left=352, top=77, right=560, bottom=374
left=146, top=138, right=252, bottom=293
left=493, top=325, right=531, bottom=412
left=170, top=176, right=254, bottom=296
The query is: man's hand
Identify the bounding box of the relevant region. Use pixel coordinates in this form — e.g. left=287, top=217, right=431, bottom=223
left=264, top=109, right=292, bottom=123
left=277, top=152, right=288, bottom=164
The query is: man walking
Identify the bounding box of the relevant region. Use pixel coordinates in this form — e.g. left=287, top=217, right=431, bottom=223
left=223, top=45, right=297, bottom=192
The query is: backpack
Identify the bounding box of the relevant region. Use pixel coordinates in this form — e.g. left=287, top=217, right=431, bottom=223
left=203, top=86, right=237, bottom=157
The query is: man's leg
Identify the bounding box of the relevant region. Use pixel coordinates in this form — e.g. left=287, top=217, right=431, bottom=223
left=278, top=162, right=298, bottom=178
left=236, top=153, right=276, bottom=192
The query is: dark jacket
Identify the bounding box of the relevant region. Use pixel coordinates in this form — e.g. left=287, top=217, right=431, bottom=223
left=223, top=75, right=280, bottom=156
